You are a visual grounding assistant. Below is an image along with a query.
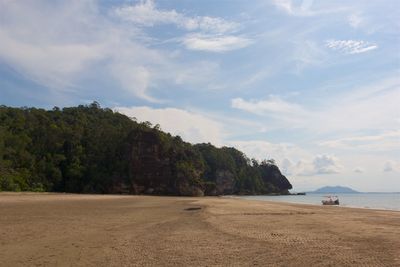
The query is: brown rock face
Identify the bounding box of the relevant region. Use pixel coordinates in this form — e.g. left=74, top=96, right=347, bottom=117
left=176, top=180, right=204, bottom=196
left=127, top=130, right=206, bottom=196
left=215, top=170, right=235, bottom=195
left=129, top=131, right=173, bottom=194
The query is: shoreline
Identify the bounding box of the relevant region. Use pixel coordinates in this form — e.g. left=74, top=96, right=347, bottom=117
left=236, top=194, right=400, bottom=212
left=1, top=193, right=399, bottom=266
left=1, top=191, right=399, bottom=211
left=250, top=199, right=400, bottom=212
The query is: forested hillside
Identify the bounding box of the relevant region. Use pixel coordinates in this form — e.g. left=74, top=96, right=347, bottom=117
left=0, top=103, right=292, bottom=196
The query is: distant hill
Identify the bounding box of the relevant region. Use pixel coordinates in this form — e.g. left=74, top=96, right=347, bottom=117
left=311, top=186, right=359, bottom=194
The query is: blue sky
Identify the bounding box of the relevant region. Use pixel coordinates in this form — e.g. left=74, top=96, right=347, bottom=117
left=1, top=0, right=399, bottom=191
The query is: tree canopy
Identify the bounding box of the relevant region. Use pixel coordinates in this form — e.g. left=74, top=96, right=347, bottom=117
left=0, top=103, right=292, bottom=195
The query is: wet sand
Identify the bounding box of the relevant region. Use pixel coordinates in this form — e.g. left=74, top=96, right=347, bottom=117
left=1, top=193, right=399, bottom=266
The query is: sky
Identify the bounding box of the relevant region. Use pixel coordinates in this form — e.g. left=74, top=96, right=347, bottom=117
left=0, top=0, right=399, bottom=192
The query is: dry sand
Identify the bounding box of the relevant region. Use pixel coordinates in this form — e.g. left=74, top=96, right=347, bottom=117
left=0, top=193, right=399, bottom=266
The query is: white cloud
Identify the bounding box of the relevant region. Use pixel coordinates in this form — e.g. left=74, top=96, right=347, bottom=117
left=354, top=167, right=364, bottom=173
left=325, top=39, right=378, bottom=54
left=348, top=13, right=363, bottom=28
left=383, top=161, right=399, bottom=172
left=0, top=1, right=152, bottom=100
left=115, top=106, right=225, bottom=145
left=383, top=161, right=394, bottom=172
left=289, top=155, right=342, bottom=176
left=110, top=64, right=159, bottom=103
left=114, top=0, right=251, bottom=53
left=238, top=67, right=275, bottom=88
left=182, top=34, right=252, bottom=52
left=231, top=96, right=305, bottom=116
left=319, top=130, right=400, bottom=151
left=272, top=0, right=315, bottom=16
left=343, top=76, right=399, bottom=101
left=312, top=155, right=341, bottom=174
left=114, top=0, right=239, bottom=33
left=173, top=60, right=220, bottom=85
left=231, top=96, right=309, bottom=127
left=317, top=76, right=400, bottom=133
left=271, top=0, right=347, bottom=17
left=272, top=0, right=295, bottom=14
left=0, top=1, right=230, bottom=102
left=0, top=4, right=105, bottom=89
left=227, top=141, right=341, bottom=176
left=232, top=76, right=400, bottom=135
left=280, top=158, right=295, bottom=175
left=346, top=12, right=381, bottom=34
left=291, top=40, right=326, bottom=72
left=114, top=0, right=181, bottom=27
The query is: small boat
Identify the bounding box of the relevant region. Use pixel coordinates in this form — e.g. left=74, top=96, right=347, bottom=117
left=322, top=195, right=339, bottom=205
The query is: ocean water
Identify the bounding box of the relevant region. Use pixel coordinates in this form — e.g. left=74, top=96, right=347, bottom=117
left=241, top=193, right=400, bottom=211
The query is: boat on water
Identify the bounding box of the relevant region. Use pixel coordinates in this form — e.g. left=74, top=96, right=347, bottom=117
left=322, top=195, right=339, bottom=205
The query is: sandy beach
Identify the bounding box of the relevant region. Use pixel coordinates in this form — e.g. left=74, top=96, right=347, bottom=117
left=1, top=193, right=399, bottom=266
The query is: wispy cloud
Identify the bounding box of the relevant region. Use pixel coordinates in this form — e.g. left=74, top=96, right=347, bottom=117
left=114, top=0, right=252, bottom=53
left=271, top=0, right=315, bottom=16
left=183, top=34, right=252, bottom=52
left=291, top=40, right=326, bottom=72
left=232, top=76, right=399, bottom=135
left=325, top=39, right=378, bottom=54
left=0, top=1, right=163, bottom=101
left=319, top=130, right=400, bottom=151
left=347, top=11, right=381, bottom=34
left=348, top=13, right=363, bottom=28
left=110, top=64, right=159, bottom=103
left=114, top=0, right=239, bottom=33
left=231, top=96, right=305, bottom=116
left=0, top=1, right=106, bottom=90
left=317, top=76, right=400, bottom=133
left=271, top=0, right=347, bottom=17
left=0, top=1, right=233, bottom=102
left=231, top=96, right=310, bottom=127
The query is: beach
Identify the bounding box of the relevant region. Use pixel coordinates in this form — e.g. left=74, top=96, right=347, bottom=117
left=1, top=193, right=399, bottom=266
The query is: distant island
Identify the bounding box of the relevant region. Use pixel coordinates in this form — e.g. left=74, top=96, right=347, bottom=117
left=0, top=103, right=292, bottom=196
left=311, top=186, right=359, bottom=194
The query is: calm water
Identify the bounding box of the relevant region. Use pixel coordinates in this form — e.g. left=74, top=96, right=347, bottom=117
left=241, top=193, right=400, bottom=211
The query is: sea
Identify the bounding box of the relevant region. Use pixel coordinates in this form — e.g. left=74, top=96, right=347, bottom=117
left=241, top=193, right=400, bottom=211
